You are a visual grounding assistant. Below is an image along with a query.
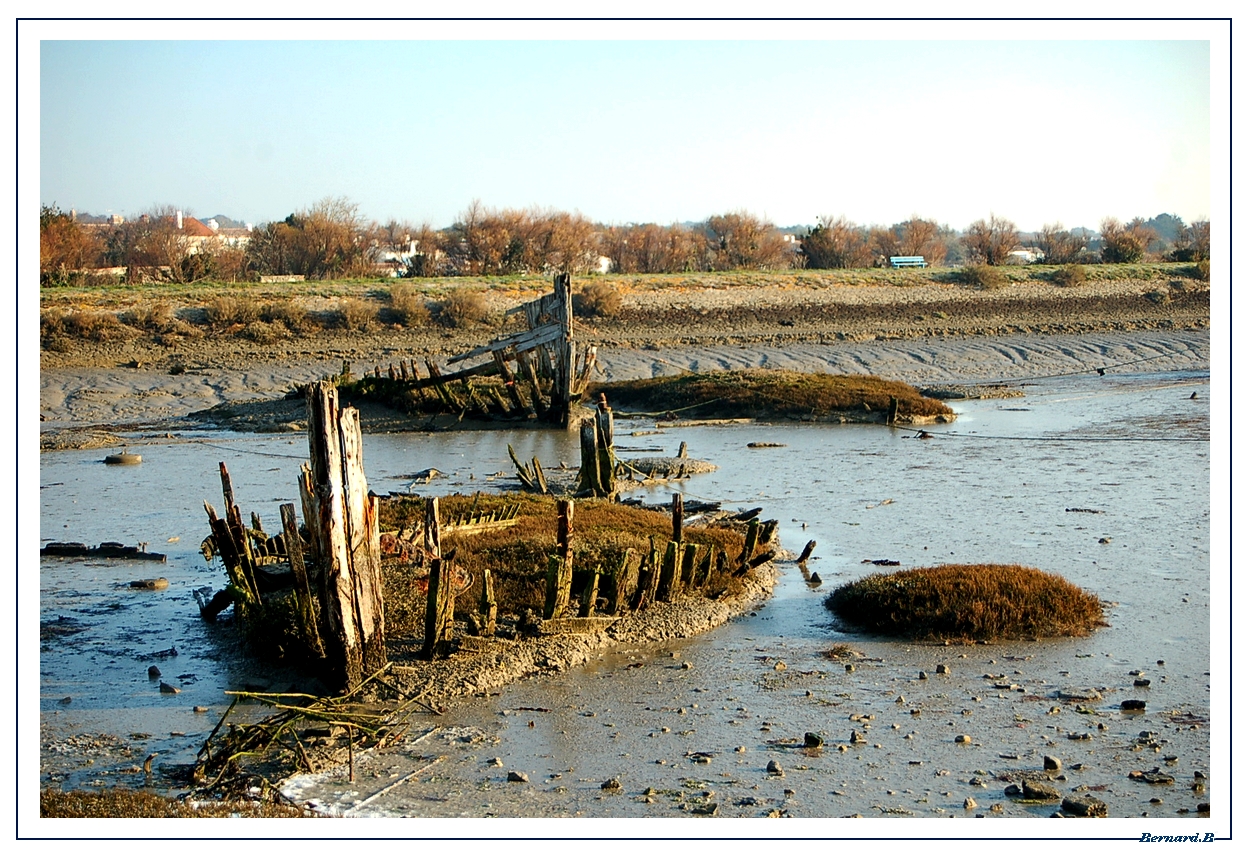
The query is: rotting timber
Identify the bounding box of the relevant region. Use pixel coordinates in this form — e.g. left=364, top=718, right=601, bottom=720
left=191, top=376, right=779, bottom=799
left=337, top=272, right=597, bottom=429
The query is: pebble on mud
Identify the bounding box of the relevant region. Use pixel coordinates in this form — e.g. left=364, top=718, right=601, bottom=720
left=1044, top=755, right=1062, bottom=771
left=964, top=797, right=977, bottom=810
left=507, top=771, right=529, bottom=783
left=147, top=666, right=161, bottom=679
left=1062, top=795, right=1108, bottom=817
left=955, top=734, right=971, bottom=744
left=601, top=777, right=622, bottom=790
left=804, top=732, right=824, bottom=748
left=936, top=664, right=950, bottom=675
left=766, top=760, right=784, bottom=777
left=158, top=682, right=180, bottom=694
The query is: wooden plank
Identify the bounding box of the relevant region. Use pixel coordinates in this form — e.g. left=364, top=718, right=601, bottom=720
left=446, top=323, right=564, bottom=365
left=607, top=549, right=633, bottom=615
left=479, top=569, right=497, bottom=637
left=493, top=351, right=527, bottom=414
left=516, top=350, right=548, bottom=416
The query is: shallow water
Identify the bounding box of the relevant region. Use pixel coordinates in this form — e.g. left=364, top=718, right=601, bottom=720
left=38, top=371, right=1214, bottom=819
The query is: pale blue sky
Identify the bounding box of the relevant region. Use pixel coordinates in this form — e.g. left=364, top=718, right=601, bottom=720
left=40, top=37, right=1212, bottom=232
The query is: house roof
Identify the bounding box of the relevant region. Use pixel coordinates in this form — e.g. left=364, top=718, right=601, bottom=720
left=179, top=216, right=215, bottom=237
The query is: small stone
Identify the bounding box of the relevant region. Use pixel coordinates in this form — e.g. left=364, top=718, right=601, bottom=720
left=964, top=797, right=978, bottom=810
left=147, top=666, right=161, bottom=679
left=918, top=671, right=928, bottom=680
left=766, top=760, right=784, bottom=776
left=845, top=664, right=855, bottom=673
left=1022, top=780, right=1061, bottom=800
left=507, top=770, right=529, bottom=783
left=1062, top=795, right=1108, bottom=817
left=601, top=777, right=622, bottom=790
left=1134, top=678, right=1152, bottom=687
left=158, top=682, right=180, bottom=694
left=783, top=788, right=795, bottom=796
left=895, top=695, right=905, bottom=704
left=936, top=664, right=950, bottom=675
left=850, top=730, right=865, bottom=744
left=735, top=747, right=747, bottom=753
left=1098, top=537, right=1111, bottom=544
left=990, top=803, right=1004, bottom=814
left=955, top=734, right=971, bottom=744
left=192, top=706, right=209, bottom=713
left=774, top=661, right=787, bottom=671
left=804, top=732, right=824, bottom=748
left=1121, top=699, right=1147, bottom=711
left=487, top=757, right=503, bottom=767
left=1044, top=755, right=1062, bottom=771
left=969, top=777, right=986, bottom=786
left=682, top=662, right=693, bottom=670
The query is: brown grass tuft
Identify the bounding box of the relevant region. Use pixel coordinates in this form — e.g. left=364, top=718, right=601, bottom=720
left=40, top=788, right=317, bottom=818
left=573, top=282, right=623, bottom=318
left=434, top=288, right=492, bottom=328
left=262, top=299, right=310, bottom=333
left=1051, top=264, right=1086, bottom=288
left=385, top=283, right=432, bottom=327
left=335, top=297, right=377, bottom=332
left=205, top=294, right=261, bottom=328
left=595, top=369, right=953, bottom=420
left=378, top=493, right=747, bottom=635
left=959, top=264, right=1008, bottom=290
left=825, top=563, right=1104, bottom=641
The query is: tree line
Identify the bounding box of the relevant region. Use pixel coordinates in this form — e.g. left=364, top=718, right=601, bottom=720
left=40, top=197, right=1211, bottom=286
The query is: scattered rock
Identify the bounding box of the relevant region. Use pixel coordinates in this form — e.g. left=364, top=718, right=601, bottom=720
left=955, top=734, right=971, bottom=744
left=1021, top=780, right=1061, bottom=800
left=850, top=730, right=865, bottom=744
left=936, top=664, right=950, bottom=675
left=487, top=757, right=503, bottom=767
left=766, top=760, right=784, bottom=777
left=1121, top=699, right=1147, bottom=711
left=1044, top=755, right=1062, bottom=771
left=1134, top=678, right=1152, bottom=687
left=964, top=797, right=977, bottom=810
left=147, top=666, right=161, bottom=679
left=507, top=770, right=529, bottom=783
left=919, top=671, right=928, bottom=680
left=1130, top=769, right=1175, bottom=785
left=158, top=682, right=180, bottom=694
left=1062, top=795, right=1108, bottom=817
left=804, top=732, right=824, bottom=748
left=601, top=777, right=622, bottom=790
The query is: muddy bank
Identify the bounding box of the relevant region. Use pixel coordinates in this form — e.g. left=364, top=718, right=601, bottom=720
left=38, top=329, right=1209, bottom=435
left=384, top=563, right=777, bottom=708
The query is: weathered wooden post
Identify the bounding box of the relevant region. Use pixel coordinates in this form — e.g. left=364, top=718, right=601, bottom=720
left=679, top=543, right=700, bottom=589
left=656, top=541, right=680, bottom=602
left=544, top=499, right=574, bottom=620
left=303, top=381, right=387, bottom=690
left=549, top=272, right=576, bottom=429
left=887, top=396, right=900, bottom=425
left=672, top=493, right=684, bottom=545
left=607, top=549, right=633, bottom=615
left=578, top=568, right=600, bottom=618
left=280, top=502, right=323, bottom=657
left=479, top=569, right=497, bottom=637
left=422, top=497, right=454, bottom=659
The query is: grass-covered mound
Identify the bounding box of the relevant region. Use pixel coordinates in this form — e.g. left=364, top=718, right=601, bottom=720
left=594, top=369, right=953, bottom=422
left=825, top=564, right=1104, bottom=641
left=378, top=492, right=748, bottom=636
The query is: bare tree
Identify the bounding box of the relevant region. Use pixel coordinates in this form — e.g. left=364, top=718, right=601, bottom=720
left=40, top=204, right=103, bottom=283
left=801, top=215, right=872, bottom=269
left=962, top=215, right=1019, bottom=265
left=1099, top=217, right=1156, bottom=264
left=705, top=211, right=794, bottom=270
left=1035, top=223, right=1088, bottom=264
